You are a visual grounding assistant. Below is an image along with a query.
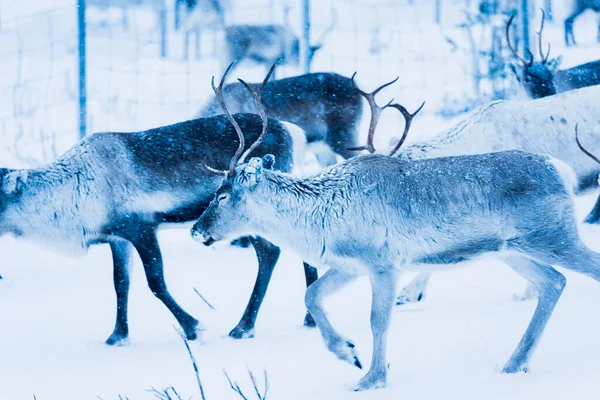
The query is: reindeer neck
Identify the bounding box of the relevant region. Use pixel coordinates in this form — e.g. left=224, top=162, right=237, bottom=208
left=246, top=167, right=350, bottom=256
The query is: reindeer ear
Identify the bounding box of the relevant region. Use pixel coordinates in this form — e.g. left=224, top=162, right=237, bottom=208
left=262, top=154, right=275, bottom=170
left=2, top=170, right=28, bottom=195
left=547, top=56, right=562, bottom=71
left=240, top=157, right=264, bottom=189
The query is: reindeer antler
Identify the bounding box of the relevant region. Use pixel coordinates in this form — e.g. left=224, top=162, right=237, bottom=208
left=506, top=15, right=534, bottom=67
left=201, top=63, right=276, bottom=178
left=537, top=8, right=551, bottom=64
left=387, top=101, right=426, bottom=157
left=575, top=124, right=600, bottom=164
left=349, top=72, right=398, bottom=154
left=200, top=62, right=244, bottom=177
left=237, top=63, right=276, bottom=165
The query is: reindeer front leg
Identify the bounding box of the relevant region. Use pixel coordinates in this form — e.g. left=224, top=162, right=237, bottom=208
left=305, top=268, right=361, bottom=368
left=354, top=268, right=397, bottom=391
left=127, top=225, right=202, bottom=341
left=106, top=241, right=133, bottom=346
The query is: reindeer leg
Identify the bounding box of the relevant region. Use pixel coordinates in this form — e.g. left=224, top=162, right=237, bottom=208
left=305, top=268, right=360, bottom=368
left=499, top=254, right=566, bottom=373
left=105, top=241, right=133, bottom=346
left=194, top=30, right=200, bottom=60
left=127, top=225, right=202, bottom=341
left=303, top=262, right=318, bottom=327
left=229, top=236, right=280, bottom=339
left=184, top=31, right=190, bottom=61
left=354, top=268, right=397, bottom=391
left=584, top=192, right=600, bottom=224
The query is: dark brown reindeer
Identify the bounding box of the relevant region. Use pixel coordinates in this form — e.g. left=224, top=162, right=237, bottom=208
left=565, top=0, right=600, bottom=46
left=507, top=10, right=600, bottom=99
left=196, top=72, right=363, bottom=168
left=0, top=64, right=316, bottom=343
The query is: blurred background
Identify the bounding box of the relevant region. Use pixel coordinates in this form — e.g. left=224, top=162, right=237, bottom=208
left=0, top=0, right=598, bottom=166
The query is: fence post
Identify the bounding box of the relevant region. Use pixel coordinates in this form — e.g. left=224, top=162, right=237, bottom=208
left=520, top=0, right=530, bottom=64
left=160, top=0, right=167, bottom=58
left=301, top=0, right=311, bottom=74
left=435, top=0, right=441, bottom=24
left=77, top=0, right=86, bottom=139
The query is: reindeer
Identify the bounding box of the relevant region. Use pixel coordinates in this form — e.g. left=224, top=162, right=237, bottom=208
left=507, top=11, right=600, bottom=99
left=191, top=74, right=600, bottom=391
left=222, top=10, right=336, bottom=77
left=87, top=0, right=163, bottom=30
left=0, top=65, right=317, bottom=343
left=175, top=0, right=228, bottom=60
left=565, top=0, right=600, bottom=46
left=389, top=83, right=600, bottom=305
left=196, top=72, right=363, bottom=167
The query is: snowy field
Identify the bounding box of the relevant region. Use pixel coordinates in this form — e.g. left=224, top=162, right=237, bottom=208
left=1, top=0, right=600, bottom=399
left=2, top=195, right=600, bottom=399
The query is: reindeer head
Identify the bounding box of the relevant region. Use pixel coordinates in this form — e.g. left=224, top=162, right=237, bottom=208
left=192, top=154, right=276, bottom=245
left=506, top=10, right=561, bottom=98
left=191, top=63, right=276, bottom=246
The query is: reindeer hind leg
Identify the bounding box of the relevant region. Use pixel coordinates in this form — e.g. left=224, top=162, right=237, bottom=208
left=499, top=253, right=566, bottom=373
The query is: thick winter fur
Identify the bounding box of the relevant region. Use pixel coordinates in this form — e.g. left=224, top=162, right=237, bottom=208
left=389, top=86, right=600, bottom=305
left=391, top=85, right=600, bottom=190
left=197, top=73, right=363, bottom=166
left=192, top=151, right=600, bottom=390
left=565, top=0, right=600, bottom=46
left=0, top=114, right=313, bottom=344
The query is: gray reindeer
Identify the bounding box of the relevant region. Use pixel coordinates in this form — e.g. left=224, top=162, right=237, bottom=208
left=389, top=83, right=600, bottom=305
left=507, top=11, right=600, bottom=99
left=191, top=75, right=600, bottom=390
left=196, top=72, right=363, bottom=167
left=565, top=0, right=600, bottom=46
left=0, top=65, right=317, bottom=344
left=222, top=10, right=336, bottom=76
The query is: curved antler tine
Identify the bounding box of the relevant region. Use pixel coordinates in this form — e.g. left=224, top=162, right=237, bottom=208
left=372, top=76, right=400, bottom=96
left=349, top=73, right=399, bottom=154
left=350, top=72, right=368, bottom=96
left=387, top=101, right=426, bottom=157
left=259, top=64, right=277, bottom=91
left=236, top=66, right=276, bottom=164
left=506, top=14, right=534, bottom=67
left=199, top=157, right=228, bottom=176
left=211, top=62, right=246, bottom=177
left=575, top=124, right=600, bottom=164
left=537, top=8, right=551, bottom=64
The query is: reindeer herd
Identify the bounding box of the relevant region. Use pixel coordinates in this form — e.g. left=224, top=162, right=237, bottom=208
left=2, top=6, right=600, bottom=394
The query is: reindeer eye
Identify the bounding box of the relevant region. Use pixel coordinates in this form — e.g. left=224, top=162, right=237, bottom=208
left=218, top=193, right=229, bottom=202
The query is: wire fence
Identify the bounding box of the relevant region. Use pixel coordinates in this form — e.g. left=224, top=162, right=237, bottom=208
left=0, top=0, right=599, bottom=166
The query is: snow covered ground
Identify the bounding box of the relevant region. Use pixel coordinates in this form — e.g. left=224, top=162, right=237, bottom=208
left=1, top=0, right=600, bottom=399
left=2, top=194, right=600, bottom=400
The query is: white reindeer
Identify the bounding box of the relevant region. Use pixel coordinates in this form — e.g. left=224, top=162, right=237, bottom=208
left=390, top=83, right=600, bottom=305
left=191, top=74, right=600, bottom=390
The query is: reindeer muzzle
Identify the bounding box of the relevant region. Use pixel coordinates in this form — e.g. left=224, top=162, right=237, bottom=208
left=191, top=227, right=215, bottom=246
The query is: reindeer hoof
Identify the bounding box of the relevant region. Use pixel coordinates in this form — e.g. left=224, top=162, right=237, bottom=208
left=501, top=362, right=529, bottom=374
left=303, top=312, right=316, bottom=328
left=105, top=333, right=130, bottom=346
left=328, top=339, right=362, bottom=369
left=353, top=373, right=387, bottom=391
left=229, top=326, right=255, bottom=340
left=395, top=292, right=424, bottom=306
